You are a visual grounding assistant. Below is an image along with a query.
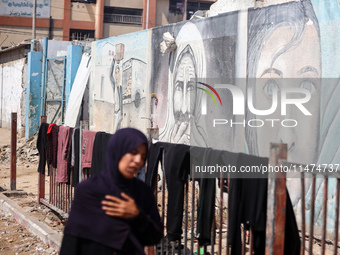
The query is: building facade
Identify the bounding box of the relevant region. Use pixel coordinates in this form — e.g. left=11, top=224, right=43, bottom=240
left=0, top=0, right=216, bottom=49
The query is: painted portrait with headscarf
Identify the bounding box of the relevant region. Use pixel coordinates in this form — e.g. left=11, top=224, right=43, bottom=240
left=159, top=22, right=208, bottom=147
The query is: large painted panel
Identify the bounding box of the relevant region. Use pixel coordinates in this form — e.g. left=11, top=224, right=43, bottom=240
left=149, top=0, right=340, bottom=238
left=246, top=0, right=340, bottom=238
left=151, top=14, right=238, bottom=151
left=90, top=0, right=340, bottom=238
left=91, top=30, right=149, bottom=133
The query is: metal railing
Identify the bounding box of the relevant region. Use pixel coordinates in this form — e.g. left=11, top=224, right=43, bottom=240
left=103, top=14, right=142, bottom=25
left=36, top=133, right=340, bottom=254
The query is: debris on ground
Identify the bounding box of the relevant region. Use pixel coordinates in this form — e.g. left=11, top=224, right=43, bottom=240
left=0, top=133, right=39, bottom=166
left=0, top=211, right=58, bottom=254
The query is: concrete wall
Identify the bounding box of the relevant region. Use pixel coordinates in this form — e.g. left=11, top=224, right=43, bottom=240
left=71, top=2, right=96, bottom=22
left=0, top=26, right=52, bottom=47
left=156, top=0, right=171, bottom=26
left=103, top=23, right=142, bottom=38
left=0, top=59, right=27, bottom=136
left=90, top=30, right=149, bottom=133
left=90, top=0, right=340, bottom=238
left=104, top=0, right=143, bottom=9
left=50, top=0, right=64, bottom=20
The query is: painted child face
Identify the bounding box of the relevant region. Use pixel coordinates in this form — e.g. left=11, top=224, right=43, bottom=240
left=254, top=24, right=321, bottom=164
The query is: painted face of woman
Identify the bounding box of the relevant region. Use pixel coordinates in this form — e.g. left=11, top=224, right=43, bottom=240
left=254, top=24, right=321, bottom=164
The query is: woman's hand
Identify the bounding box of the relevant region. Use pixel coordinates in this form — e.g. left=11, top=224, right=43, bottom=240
left=101, top=192, right=140, bottom=219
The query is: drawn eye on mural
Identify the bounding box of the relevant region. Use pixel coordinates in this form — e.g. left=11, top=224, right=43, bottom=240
left=262, top=79, right=279, bottom=98
left=245, top=0, right=336, bottom=230
left=246, top=0, right=321, bottom=167
left=159, top=22, right=207, bottom=146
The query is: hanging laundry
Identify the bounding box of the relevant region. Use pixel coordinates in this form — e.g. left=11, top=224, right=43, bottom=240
left=56, top=126, right=70, bottom=183
left=37, top=122, right=49, bottom=174
left=146, top=142, right=190, bottom=241
left=91, top=132, right=112, bottom=176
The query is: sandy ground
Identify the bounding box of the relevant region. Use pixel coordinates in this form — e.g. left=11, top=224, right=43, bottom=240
left=0, top=128, right=39, bottom=195
left=0, top=128, right=61, bottom=254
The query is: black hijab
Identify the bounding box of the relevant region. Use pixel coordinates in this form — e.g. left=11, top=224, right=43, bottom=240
left=64, top=128, right=155, bottom=254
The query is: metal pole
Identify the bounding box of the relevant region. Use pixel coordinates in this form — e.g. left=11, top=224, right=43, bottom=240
left=41, top=37, right=48, bottom=116
left=10, top=112, right=17, bottom=191
left=0, top=66, right=3, bottom=128
left=183, top=0, right=187, bottom=21
left=146, top=0, right=150, bottom=29
left=38, top=116, right=47, bottom=203
left=265, top=143, right=287, bottom=255
left=32, top=0, right=36, bottom=40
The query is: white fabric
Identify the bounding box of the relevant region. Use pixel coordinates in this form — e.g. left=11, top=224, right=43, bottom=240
left=64, top=52, right=91, bottom=127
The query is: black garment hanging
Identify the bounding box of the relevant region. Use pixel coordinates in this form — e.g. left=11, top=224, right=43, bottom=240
left=146, top=142, right=190, bottom=241
left=65, top=127, right=74, bottom=185
left=72, top=128, right=80, bottom=187
left=190, top=147, right=216, bottom=246
left=46, top=124, right=59, bottom=169
left=91, top=132, right=112, bottom=176
left=228, top=153, right=300, bottom=255
left=37, top=122, right=49, bottom=174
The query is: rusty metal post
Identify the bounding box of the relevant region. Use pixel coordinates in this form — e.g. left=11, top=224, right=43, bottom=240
left=38, top=116, right=47, bottom=203
left=10, top=112, right=17, bottom=190
left=265, top=143, right=287, bottom=255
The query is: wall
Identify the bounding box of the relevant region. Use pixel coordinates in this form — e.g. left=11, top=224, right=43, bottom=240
left=71, top=2, right=96, bottom=22
left=103, top=23, right=142, bottom=38
left=90, top=0, right=340, bottom=238
left=156, top=0, right=171, bottom=26
left=90, top=29, right=149, bottom=133
left=0, top=26, right=52, bottom=47
left=50, top=0, right=64, bottom=20
left=104, top=0, right=143, bottom=9
left=0, top=59, right=27, bottom=136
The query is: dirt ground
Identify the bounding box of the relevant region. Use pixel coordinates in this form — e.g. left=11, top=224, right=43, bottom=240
left=0, top=128, right=62, bottom=254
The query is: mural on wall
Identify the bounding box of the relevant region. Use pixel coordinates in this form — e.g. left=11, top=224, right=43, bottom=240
left=245, top=0, right=340, bottom=235
left=148, top=0, right=339, bottom=236
left=91, top=31, right=148, bottom=133
left=151, top=14, right=237, bottom=150
left=90, top=0, right=340, bottom=237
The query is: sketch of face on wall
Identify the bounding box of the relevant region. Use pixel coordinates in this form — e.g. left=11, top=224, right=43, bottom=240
left=159, top=22, right=207, bottom=146
left=246, top=0, right=321, bottom=165
left=247, top=0, right=321, bottom=208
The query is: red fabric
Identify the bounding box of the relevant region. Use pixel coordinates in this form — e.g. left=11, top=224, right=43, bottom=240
left=47, top=123, right=56, bottom=138
left=47, top=124, right=59, bottom=168
left=57, top=126, right=70, bottom=183
left=81, top=130, right=97, bottom=170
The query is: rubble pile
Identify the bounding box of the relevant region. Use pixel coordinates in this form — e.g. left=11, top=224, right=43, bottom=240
left=0, top=133, right=39, bottom=166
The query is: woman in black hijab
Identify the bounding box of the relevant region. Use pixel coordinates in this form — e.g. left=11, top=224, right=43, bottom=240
left=60, top=128, right=162, bottom=255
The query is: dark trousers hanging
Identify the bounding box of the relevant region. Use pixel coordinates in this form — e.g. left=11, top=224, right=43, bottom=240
left=146, top=142, right=190, bottom=241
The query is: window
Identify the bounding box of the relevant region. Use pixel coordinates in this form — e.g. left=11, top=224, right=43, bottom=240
left=169, top=1, right=213, bottom=19
left=71, top=0, right=96, bottom=4
left=69, top=29, right=95, bottom=41
left=104, top=7, right=143, bottom=25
